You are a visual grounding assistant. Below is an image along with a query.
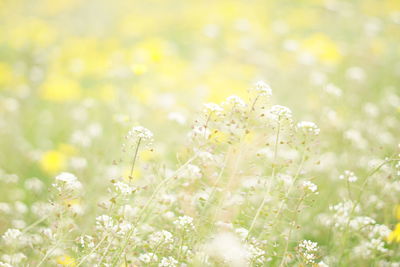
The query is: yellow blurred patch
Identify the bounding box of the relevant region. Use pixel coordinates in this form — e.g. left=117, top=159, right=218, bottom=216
left=58, top=144, right=77, bottom=156
left=396, top=205, right=400, bottom=221
left=131, top=64, right=148, bottom=75
left=123, top=168, right=142, bottom=181
left=209, top=130, right=230, bottom=144
left=140, top=150, right=155, bottom=162
left=0, top=62, right=14, bottom=88
left=56, top=255, right=76, bottom=266
left=388, top=223, right=400, bottom=243
left=302, top=34, right=341, bottom=64
left=40, top=74, right=82, bottom=102
left=40, top=150, right=67, bottom=174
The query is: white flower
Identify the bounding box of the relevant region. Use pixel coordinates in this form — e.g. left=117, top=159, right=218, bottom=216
left=253, top=81, right=272, bottom=97
left=96, top=215, right=116, bottom=232
left=339, top=170, right=358, bottom=182
left=117, top=220, right=132, bottom=235
left=298, top=240, right=319, bottom=264
left=203, top=103, right=223, bottom=114
left=224, top=95, right=247, bottom=109
left=303, top=181, right=318, bottom=193
left=138, top=253, right=158, bottom=263
left=54, top=172, right=82, bottom=191
left=2, top=229, right=22, bottom=245
left=297, top=121, right=320, bottom=135
left=127, top=126, right=153, bottom=141
left=270, top=105, right=292, bottom=121
left=114, top=181, right=136, bottom=195
left=159, top=256, right=178, bottom=267
left=204, top=232, right=248, bottom=267
left=149, top=230, right=174, bottom=245
left=173, top=216, right=194, bottom=230
left=178, top=164, right=202, bottom=180
left=78, top=235, right=95, bottom=248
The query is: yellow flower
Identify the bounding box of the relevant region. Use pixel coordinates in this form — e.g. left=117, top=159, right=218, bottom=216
left=40, top=150, right=67, bottom=174
left=388, top=223, right=400, bottom=243
left=56, top=255, right=76, bottom=266
left=302, top=33, right=341, bottom=64
left=40, top=74, right=82, bottom=102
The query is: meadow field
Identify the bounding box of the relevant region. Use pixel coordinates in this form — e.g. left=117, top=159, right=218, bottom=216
left=0, top=0, right=400, bottom=266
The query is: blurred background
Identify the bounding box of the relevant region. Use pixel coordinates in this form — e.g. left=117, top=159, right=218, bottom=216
left=0, top=0, right=399, bottom=225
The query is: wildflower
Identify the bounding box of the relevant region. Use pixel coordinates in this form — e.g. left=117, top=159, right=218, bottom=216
left=56, top=255, right=76, bottom=266
left=388, top=223, right=400, bottom=243
left=177, top=164, right=202, bottom=180
left=159, top=256, right=178, bottom=267
left=1, top=253, right=27, bottom=265
left=24, top=177, right=44, bottom=193
left=297, top=121, right=320, bottom=135
left=224, top=95, right=247, bottom=109
left=173, top=215, right=195, bottom=231
left=270, top=105, right=292, bottom=121
left=204, top=232, right=248, bottom=267
left=353, top=239, right=388, bottom=258
left=127, top=126, right=153, bottom=141
left=78, top=235, right=95, bottom=248
left=40, top=150, right=67, bottom=174
left=303, top=181, right=318, bottom=193
left=2, top=229, right=22, bottom=245
left=297, top=240, right=319, bottom=264
left=253, top=81, right=272, bottom=97
left=96, top=215, right=116, bottom=232
left=53, top=172, right=82, bottom=192
left=339, top=170, right=358, bottom=183
left=114, top=181, right=136, bottom=195
left=203, top=103, right=223, bottom=114
left=138, top=253, right=158, bottom=263
left=149, top=230, right=174, bottom=245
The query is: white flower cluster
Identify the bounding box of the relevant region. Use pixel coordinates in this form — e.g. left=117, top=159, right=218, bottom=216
left=303, top=181, right=318, bottom=193
left=270, top=105, right=292, bottom=121
left=149, top=230, right=174, bottom=245
left=173, top=215, right=195, bottom=231
left=96, top=215, right=115, bottom=232
left=0, top=253, right=27, bottom=266
left=53, top=172, right=82, bottom=192
left=2, top=229, right=22, bottom=246
left=78, top=235, right=95, bottom=248
left=178, top=164, right=202, bottom=181
left=127, top=126, right=153, bottom=141
left=297, top=240, right=319, bottom=264
left=353, top=239, right=388, bottom=258
left=114, top=181, right=136, bottom=195
left=329, top=201, right=360, bottom=229
left=138, top=253, right=158, bottom=263
left=339, top=170, right=358, bottom=182
left=159, top=256, right=178, bottom=267
left=297, top=121, right=320, bottom=136
left=203, top=103, right=223, bottom=114
left=224, top=95, right=247, bottom=109
left=253, top=80, right=272, bottom=97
